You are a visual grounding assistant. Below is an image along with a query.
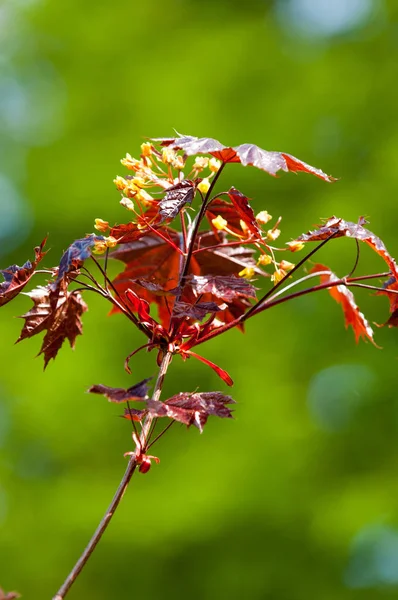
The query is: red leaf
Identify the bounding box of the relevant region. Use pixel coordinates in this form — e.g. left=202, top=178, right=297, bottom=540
left=311, top=264, right=376, bottom=345
left=185, top=350, right=234, bottom=386
left=17, top=285, right=88, bottom=368
left=173, top=301, right=225, bottom=321
left=55, top=234, right=104, bottom=286
left=154, top=134, right=335, bottom=182
left=226, top=187, right=262, bottom=238
left=0, top=238, right=46, bottom=307
left=111, top=230, right=260, bottom=329
left=147, top=391, right=235, bottom=433
left=88, top=378, right=152, bottom=403
left=188, top=274, right=257, bottom=302
left=298, top=217, right=398, bottom=279
left=159, top=179, right=195, bottom=221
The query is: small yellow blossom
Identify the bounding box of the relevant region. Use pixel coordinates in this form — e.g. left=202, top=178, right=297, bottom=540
left=279, top=260, right=295, bottom=271
left=209, top=157, right=221, bottom=172
left=240, top=219, right=249, bottom=234
left=120, top=198, right=135, bottom=211
left=162, top=147, right=176, bottom=164
left=173, top=155, right=185, bottom=170
left=114, top=176, right=128, bottom=192
left=135, top=189, right=154, bottom=203
left=197, top=178, right=211, bottom=194
left=92, top=240, right=108, bottom=255
left=271, top=269, right=287, bottom=284
left=94, top=218, right=109, bottom=233
left=267, top=228, right=281, bottom=241
left=257, top=254, right=272, bottom=266
left=193, top=157, right=209, bottom=171
left=105, top=236, right=117, bottom=248
left=211, top=215, right=228, bottom=231
left=121, top=154, right=141, bottom=171
left=256, top=210, right=272, bottom=225
left=239, top=267, right=256, bottom=279
left=286, top=240, right=305, bottom=252
left=140, top=142, right=153, bottom=157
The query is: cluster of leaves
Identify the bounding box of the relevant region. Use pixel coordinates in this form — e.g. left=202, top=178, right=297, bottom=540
left=1, top=133, right=398, bottom=442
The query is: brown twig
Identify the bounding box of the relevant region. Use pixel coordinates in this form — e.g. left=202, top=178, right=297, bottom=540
left=52, top=351, right=173, bottom=600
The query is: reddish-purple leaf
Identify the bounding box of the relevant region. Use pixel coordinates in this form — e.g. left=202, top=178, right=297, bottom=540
left=55, top=234, right=104, bottom=285
left=0, top=238, right=46, bottom=307
left=186, top=351, right=234, bottom=386
left=159, top=179, right=195, bottom=221
left=298, top=217, right=398, bottom=279
left=188, top=274, right=257, bottom=302
left=226, top=187, right=262, bottom=238
left=17, top=286, right=88, bottom=368
left=122, top=407, right=147, bottom=422
left=154, top=133, right=335, bottom=182
left=311, top=264, right=376, bottom=345
left=88, top=377, right=152, bottom=403
left=147, top=391, right=235, bottom=433
left=173, top=301, right=225, bottom=321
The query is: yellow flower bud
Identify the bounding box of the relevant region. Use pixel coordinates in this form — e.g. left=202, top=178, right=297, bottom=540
left=92, top=240, right=108, bottom=255
left=193, top=157, right=209, bottom=171
left=173, top=155, right=185, bottom=170
left=140, top=142, right=153, bottom=157
left=197, top=178, right=211, bottom=195
left=121, top=154, right=140, bottom=171
left=267, top=228, right=281, bottom=241
left=256, top=210, right=272, bottom=225
left=120, top=197, right=135, bottom=211
left=239, top=267, right=256, bottom=279
left=105, top=236, right=117, bottom=248
left=286, top=240, right=305, bottom=252
left=257, top=254, right=272, bottom=266
left=209, top=157, right=221, bottom=172
left=94, top=218, right=109, bottom=233
left=279, top=260, right=295, bottom=271
left=211, top=215, right=228, bottom=231
left=162, top=147, right=176, bottom=164
left=114, top=176, right=128, bottom=192
left=271, top=268, right=287, bottom=284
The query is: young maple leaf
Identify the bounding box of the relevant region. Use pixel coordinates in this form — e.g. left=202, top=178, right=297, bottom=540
left=297, top=217, right=398, bottom=279
left=54, top=234, right=104, bottom=286
left=0, top=238, right=46, bottom=307
left=111, top=231, right=261, bottom=329
left=311, top=264, right=376, bottom=345
left=159, top=179, right=196, bottom=221
left=145, top=391, right=235, bottom=433
left=154, top=133, right=335, bottom=182
left=17, top=286, right=88, bottom=368
left=88, top=377, right=152, bottom=403
left=377, top=276, right=398, bottom=327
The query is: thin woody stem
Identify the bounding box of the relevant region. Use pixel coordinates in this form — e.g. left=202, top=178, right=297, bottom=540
left=180, top=162, right=226, bottom=283
left=189, top=270, right=393, bottom=349
left=52, top=351, right=173, bottom=600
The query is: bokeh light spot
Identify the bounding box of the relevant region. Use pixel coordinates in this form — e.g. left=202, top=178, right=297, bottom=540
left=307, top=364, right=376, bottom=431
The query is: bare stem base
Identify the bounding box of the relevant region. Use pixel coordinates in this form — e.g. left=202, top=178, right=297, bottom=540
left=52, top=351, right=173, bottom=600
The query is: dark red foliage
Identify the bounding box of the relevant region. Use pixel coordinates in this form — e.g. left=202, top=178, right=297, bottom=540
left=146, top=391, right=235, bottom=433
left=154, top=133, right=336, bottom=181
left=311, top=264, right=375, bottom=345
left=298, top=217, right=398, bottom=279
left=88, top=378, right=152, bottom=403
left=111, top=231, right=260, bottom=330
left=55, top=234, right=104, bottom=286
left=0, top=238, right=46, bottom=306
left=17, top=285, right=88, bottom=368
left=159, top=179, right=195, bottom=221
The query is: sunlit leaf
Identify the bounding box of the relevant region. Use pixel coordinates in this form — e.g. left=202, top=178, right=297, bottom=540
left=311, top=264, right=376, bottom=345
left=88, top=378, right=152, bottom=403
left=0, top=238, right=47, bottom=307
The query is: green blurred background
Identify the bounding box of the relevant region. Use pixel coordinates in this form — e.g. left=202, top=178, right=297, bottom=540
left=2, top=0, right=398, bottom=598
